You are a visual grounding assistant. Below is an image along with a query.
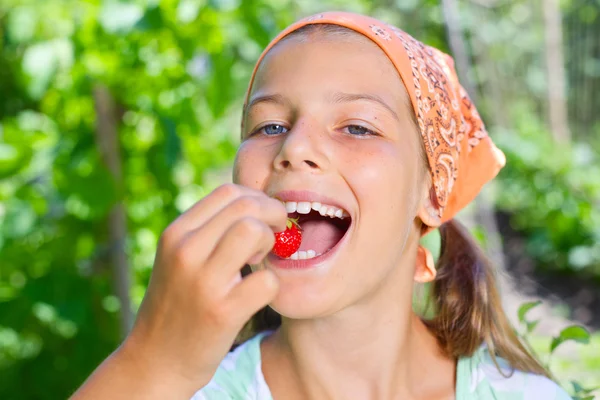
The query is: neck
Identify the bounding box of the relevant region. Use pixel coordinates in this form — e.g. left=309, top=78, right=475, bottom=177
left=262, top=254, right=456, bottom=399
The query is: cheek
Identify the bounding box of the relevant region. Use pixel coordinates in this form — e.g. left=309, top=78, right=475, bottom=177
left=342, top=141, right=417, bottom=211
left=232, top=141, right=273, bottom=189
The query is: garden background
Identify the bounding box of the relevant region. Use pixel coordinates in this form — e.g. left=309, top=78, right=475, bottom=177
left=0, top=0, right=599, bottom=398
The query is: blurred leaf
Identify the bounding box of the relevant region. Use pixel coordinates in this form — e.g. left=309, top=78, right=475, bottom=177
left=550, top=325, right=591, bottom=353
left=517, top=300, right=541, bottom=324
left=135, top=6, right=165, bottom=31
left=6, top=6, right=37, bottom=44
left=0, top=285, right=18, bottom=302
left=2, top=200, right=37, bottom=239
left=525, top=320, right=539, bottom=334
left=22, top=39, right=74, bottom=98
left=572, top=381, right=600, bottom=395
left=160, top=116, right=181, bottom=168
left=572, top=381, right=585, bottom=393
left=58, top=163, right=118, bottom=220
left=0, top=143, right=31, bottom=178
left=98, top=2, right=144, bottom=34
left=176, top=0, right=203, bottom=23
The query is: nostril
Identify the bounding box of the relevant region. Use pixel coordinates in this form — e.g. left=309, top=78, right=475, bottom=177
left=277, top=159, right=319, bottom=170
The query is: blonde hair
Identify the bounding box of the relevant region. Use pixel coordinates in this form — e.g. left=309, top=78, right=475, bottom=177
left=236, top=23, right=551, bottom=379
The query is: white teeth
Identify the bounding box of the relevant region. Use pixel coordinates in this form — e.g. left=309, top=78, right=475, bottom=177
left=285, top=202, right=297, bottom=213
left=283, top=201, right=349, bottom=220
left=287, top=249, right=318, bottom=260
left=296, top=202, right=312, bottom=214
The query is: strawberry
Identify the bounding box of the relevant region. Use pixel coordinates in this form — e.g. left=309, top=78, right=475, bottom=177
left=272, top=218, right=302, bottom=258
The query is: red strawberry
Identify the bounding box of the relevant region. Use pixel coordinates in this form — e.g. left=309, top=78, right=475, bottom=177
left=272, top=218, right=302, bottom=258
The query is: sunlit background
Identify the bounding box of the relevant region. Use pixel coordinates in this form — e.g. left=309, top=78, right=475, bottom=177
left=0, top=0, right=599, bottom=398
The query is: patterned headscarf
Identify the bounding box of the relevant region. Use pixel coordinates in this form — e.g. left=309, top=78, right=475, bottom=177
left=243, top=12, right=506, bottom=272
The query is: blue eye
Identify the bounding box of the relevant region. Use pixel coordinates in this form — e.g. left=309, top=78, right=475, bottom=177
left=346, top=125, right=375, bottom=136
left=261, top=124, right=289, bottom=136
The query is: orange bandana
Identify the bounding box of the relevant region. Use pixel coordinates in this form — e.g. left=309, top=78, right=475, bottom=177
left=243, top=11, right=506, bottom=274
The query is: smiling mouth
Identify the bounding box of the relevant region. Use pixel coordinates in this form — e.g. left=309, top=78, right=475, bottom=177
left=281, top=201, right=352, bottom=260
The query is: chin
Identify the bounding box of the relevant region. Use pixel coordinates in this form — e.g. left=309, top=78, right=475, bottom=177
left=269, top=294, right=338, bottom=321
left=259, top=257, right=348, bottom=321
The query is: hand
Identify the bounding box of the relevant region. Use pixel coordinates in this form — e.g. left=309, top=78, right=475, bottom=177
left=119, top=184, right=287, bottom=396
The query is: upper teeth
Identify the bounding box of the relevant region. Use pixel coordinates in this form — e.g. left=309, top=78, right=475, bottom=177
left=283, top=201, right=349, bottom=219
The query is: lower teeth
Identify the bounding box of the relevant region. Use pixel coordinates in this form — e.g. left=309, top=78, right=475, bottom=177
left=289, top=249, right=319, bottom=260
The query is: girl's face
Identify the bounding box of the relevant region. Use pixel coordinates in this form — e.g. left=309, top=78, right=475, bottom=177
left=234, top=34, right=429, bottom=319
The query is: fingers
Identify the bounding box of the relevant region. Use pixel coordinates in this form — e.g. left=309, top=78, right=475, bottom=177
left=156, top=184, right=286, bottom=307
left=167, top=184, right=275, bottom=240
left=202, top=216, right=276, bottom=289
left=224, top=269, right=279, bottom=326
left=181, top=194, right=287, bottom=264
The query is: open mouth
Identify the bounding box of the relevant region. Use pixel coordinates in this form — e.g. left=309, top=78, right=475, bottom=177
left=283, top=201, right=352, bottom=260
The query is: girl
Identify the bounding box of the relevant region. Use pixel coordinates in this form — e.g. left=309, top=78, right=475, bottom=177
left=74, top=12, right=571, bottom=400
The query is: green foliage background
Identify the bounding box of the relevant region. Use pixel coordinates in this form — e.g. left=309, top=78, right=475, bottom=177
left=0, top=0, right=599, bottom=399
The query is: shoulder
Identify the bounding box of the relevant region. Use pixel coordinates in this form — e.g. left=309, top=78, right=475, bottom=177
left=190, top=331, right=273, bottom=400
left=457, top=346, right=572, bottom=400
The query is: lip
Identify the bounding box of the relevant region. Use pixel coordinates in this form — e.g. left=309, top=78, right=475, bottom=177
left=272, top=190, right=351, bottom=214
left=266, top=190, right=353, bottom=271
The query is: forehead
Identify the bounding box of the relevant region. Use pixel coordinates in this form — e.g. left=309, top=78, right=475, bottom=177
left=250, top=33, right=410, bottom=105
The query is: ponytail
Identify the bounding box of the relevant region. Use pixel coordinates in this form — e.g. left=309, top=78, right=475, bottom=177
left=426, top=219, right=550, bottom=377
left=236, top=220, right=551, bottom=378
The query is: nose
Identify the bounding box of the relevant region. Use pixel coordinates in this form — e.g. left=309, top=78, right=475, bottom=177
left=273, top=120, right=330, bottom=173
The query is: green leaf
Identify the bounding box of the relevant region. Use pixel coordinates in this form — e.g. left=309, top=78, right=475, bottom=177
left=0, top=143, right=31, bottom=178
left=525, top=320, right=539, bottom=334
left=134, top=6, right=164, bottom=31
left=572, top=381, right=585, bottom=393
left=517, top=300, right=541, bottom=323
left=572, top=381, right=600, bottom=396
left=550, top=325, right=590, bottom=353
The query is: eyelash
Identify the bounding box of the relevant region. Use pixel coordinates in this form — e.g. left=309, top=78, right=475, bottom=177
left=251, top=123, right=378, bottom=137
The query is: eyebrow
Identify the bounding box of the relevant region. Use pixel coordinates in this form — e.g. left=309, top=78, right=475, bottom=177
left=245, top=91, right=400, bottom=121
left=329, top=91, right=400, bottom=121
left=245, top=94, right=291, bottom=114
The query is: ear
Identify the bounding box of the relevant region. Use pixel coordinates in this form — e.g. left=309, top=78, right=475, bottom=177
left=416, top=181, right=442, bottom=229
left=414, top=246, right=436, bottom=283
left=413, top=178, right=441, bottom=284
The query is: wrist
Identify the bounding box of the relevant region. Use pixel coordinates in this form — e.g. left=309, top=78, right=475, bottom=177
left=116, top=337, right=210, bottom=398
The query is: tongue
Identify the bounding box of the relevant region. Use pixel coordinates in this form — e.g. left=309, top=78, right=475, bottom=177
left=299, top=219, right=345, bottom=255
